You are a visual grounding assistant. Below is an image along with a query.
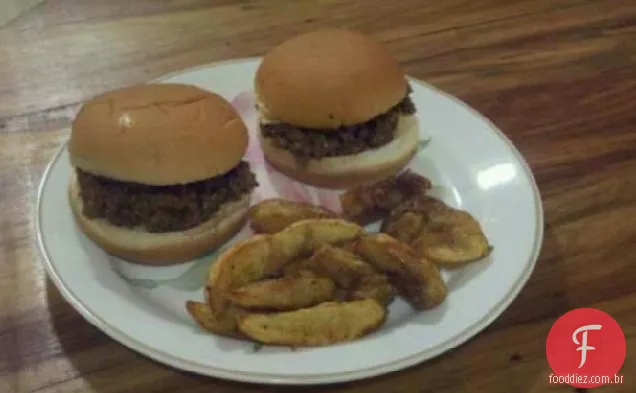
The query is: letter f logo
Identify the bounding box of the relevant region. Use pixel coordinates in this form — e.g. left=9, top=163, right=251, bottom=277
left=572, top=324, right=602, bottom=368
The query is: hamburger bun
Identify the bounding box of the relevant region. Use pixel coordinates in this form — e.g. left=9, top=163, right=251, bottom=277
left=260, top=115, right=419, bottom=189
left=255, top=28, right=409, bottom=129
left=69, top=175, right=250, bottom=265
left=69, top=83, right=248, bottom=185
left=68, top=83, right=253, bottom=265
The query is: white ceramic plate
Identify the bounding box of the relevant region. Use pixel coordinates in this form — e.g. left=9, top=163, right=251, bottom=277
left=36, top=58, right=543, bottom=385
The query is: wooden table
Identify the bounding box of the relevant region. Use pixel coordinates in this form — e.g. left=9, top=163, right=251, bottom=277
left=1, top=1, right=635, bottom=392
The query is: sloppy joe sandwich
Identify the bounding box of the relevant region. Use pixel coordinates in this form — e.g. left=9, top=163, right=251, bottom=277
left=255, top=28, right=419, bottom=189
left=68, top=83, right=257, bottom=265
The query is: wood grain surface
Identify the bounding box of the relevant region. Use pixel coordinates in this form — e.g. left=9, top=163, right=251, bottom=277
left=1, top=0, right=635, bottom=392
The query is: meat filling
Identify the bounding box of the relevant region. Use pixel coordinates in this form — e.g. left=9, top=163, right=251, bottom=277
left=77, top=161, right=258, bottom=233
left=261, top=93, right=416, bottom=160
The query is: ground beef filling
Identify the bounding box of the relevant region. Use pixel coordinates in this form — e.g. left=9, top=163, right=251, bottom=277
left=77, top=161, right=257, bottom=233
left=261, top=93, right=416, bottom=160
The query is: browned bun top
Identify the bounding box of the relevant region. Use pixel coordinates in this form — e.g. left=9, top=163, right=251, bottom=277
left=255, top=28, right=408, bottom=130
left=69, top=83, right=249, bottom=185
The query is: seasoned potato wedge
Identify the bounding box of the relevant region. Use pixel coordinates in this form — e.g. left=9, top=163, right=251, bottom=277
left=206, top=235, right=281, bottom=313
left=281, top=245, right=396, bottom=305
left=249, top=198, right=339, bottom=234
left=348, top=274, right=396, bottom=305
left=353, top=233, right=447, bottom=309
left=412, top=206, right=491, bottom=266
left=237, top=299, right=386, bottom=346
left=280, top=257, right=316, bottom=277
left=185, top=301, right=242, bottom=338
left=308, top=244, right=377, bottom=287
left=382, top=197, right=492, bottom=266
left=206, top=219, right=363, bottom=312
left=340, top=170, right=432, bottom=224
left=380, top=210, right=426, bottom=244
left=300, top=219, right=364, bottom=251
left=227, top=274, right=336, bottom=311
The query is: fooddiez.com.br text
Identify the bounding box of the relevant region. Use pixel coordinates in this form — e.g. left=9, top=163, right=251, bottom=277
left=548, top=374, right=624, bottom=385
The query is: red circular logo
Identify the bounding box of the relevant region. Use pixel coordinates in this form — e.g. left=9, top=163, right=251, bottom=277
left=546, top=308, right=626, bottom=388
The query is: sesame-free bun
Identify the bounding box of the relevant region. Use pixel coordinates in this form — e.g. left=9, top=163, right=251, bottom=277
left=255, top=28, right=408, bottom=129
left=260, top=115, right=420, bottom=189
left=69, top=83, right=248, bottom=185
left=68, top=175, right=250, bottom=265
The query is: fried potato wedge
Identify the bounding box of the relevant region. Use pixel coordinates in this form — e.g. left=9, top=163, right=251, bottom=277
left=380, top=196, right=447, bottom=242
left=185, top=301, right=242, bottom=338
left=206, top=219, right=364, bottom=312
left=298, top=218, right=364, bottom=251
left=281, top=245, right=396, bottom=305
left=227, top=274, right=336, bottom=311
left=380, top=210, right=426, bottom=244
left=206, top=234, right=281, bottom=313
left=280, top=257, right=316, bottom=277
left=249, top=198, right=339, bottom=234
left=353, top=233, right=447, bottom=309
left=308, top=244, right=377, bottom=287
left=348, top=274, right=396, bottom=306
left=382, top=197, right=492, bottom=266
left=340, top=170, right=432, bottom=224
left=413, top=206, right=491, bottom=266
left=237, top=299, right=386, bottom=346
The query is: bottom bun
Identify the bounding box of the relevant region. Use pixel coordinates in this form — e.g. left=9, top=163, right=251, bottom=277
left=68, top=176, right=250, bottom=265
left=260, top=115, right=420, bottom=189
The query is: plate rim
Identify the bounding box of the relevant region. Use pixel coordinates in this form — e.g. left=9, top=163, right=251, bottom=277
left=35, top=56, right=544, bottom=385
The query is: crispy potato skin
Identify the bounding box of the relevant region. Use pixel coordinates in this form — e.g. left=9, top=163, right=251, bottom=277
left=340, top=170, right=432, bottom=224
left=236, top=299, right=386, bottom=346
left=249, top=198, right=339, bottom=234
left=205, top=219, right=363, bottom=313
left=413, top=207, right=491, bottom=265
left=348, top=274, right=396, bottom=305
left=280, top=256, right=316, bottom=276
left=308, top=244, right=377, bottom=287
left=382, top=197, right=492, bottom=266
left=353, top=233, right=448, bottom=309
left=380, top=210, right=425, bottom=244
left=185, top=301, right=242, bottom=338
left=227, top=274, right=336, bottom=311
left=283, top=244, right=397, bottom=305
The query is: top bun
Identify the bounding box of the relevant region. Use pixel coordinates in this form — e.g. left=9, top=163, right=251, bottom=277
left=69, top=83, right=248, bottom=185
left=255, top=28, right=408, bottom=130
